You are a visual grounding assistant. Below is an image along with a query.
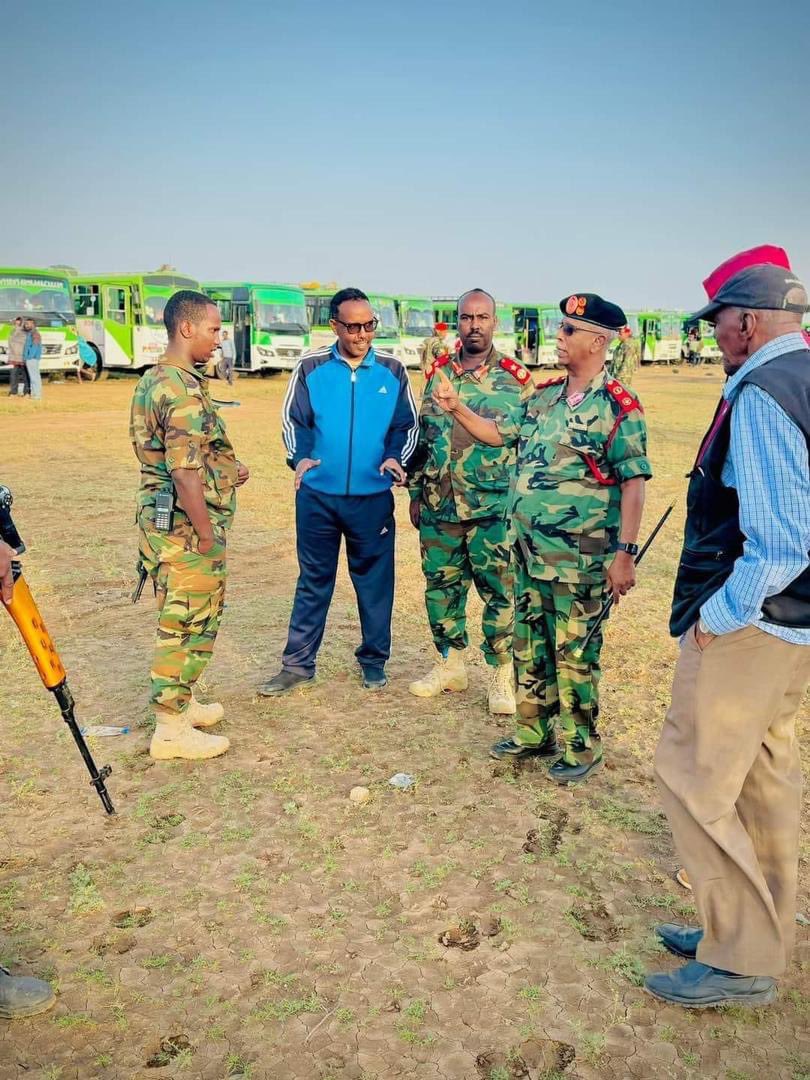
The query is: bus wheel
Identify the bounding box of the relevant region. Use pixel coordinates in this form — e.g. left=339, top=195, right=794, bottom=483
left=91, top=345, right=108, bottom=380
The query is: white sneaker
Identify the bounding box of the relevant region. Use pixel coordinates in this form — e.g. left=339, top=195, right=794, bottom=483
left=488, top=662, right=516, bottom=715
left=408, top=648, right=468, bottom=697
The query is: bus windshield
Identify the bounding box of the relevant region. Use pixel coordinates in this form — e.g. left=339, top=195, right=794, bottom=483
left=253, top=291, right=308, bottom=334
left=540, top=311, right=560, bottom=342
left=496, top=306, right=515, bottom=334
left=371, top=298, right=398, bottom=337
left=403, top=304, right=434, bottom=336
left=0, top=273, right=75, bottom=323
left=143, top=285, right=176, bottom=326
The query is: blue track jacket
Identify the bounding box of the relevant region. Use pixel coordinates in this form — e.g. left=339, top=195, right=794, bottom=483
left=282, top=344, right=419, bottom=496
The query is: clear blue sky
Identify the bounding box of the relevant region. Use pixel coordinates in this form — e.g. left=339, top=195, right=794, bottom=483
left=4, top=0, right=809, bottom=310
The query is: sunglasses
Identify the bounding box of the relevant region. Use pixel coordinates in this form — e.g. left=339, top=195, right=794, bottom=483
left=559, top=321, right=606, bottom=337
left=333, top=317, right=378, bottom=334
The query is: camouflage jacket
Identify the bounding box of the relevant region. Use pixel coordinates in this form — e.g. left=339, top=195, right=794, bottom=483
left=512, top=369, right=652, bottom=583
left=130, top=355, right=239, bottom=535
left=419, top=334, right=448, bottom=376
left=408, top=347, right=534, bottom=522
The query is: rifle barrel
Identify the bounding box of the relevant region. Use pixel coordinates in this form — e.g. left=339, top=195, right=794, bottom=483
left=579, top=501, right=676, bottom=654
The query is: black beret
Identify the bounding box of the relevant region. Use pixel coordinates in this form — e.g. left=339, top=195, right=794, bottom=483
left=559, top=293, right=627, bottom=330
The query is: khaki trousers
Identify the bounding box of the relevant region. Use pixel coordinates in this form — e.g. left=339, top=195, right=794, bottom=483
left=655, top=624, right=810, bottom=977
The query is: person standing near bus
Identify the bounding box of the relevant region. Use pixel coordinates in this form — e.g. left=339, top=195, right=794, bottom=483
left=420, top=322, right=449, bottom=378
left=219, top=330, right=236, bottom=384
left=647, top=253, right=810, bottom=1009
left=408, top=289, right=533, bottom=715
left=259, top=287, right=418, bottom=695
left=22, top=319, right=42, bottom=400
left=130, top=290, right=250, bottom=760
left=487, top=294, right=651, bottom=782
left=7, top=317, right=27, bottom=396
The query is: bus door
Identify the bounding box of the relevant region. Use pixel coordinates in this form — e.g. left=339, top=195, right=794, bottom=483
left=105, top=284, right=133, bottom=356
left=232, top=302, right=251, bottom=369
left=638, top=317, right=660, bottom=363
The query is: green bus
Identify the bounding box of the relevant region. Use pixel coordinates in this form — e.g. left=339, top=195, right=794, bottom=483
left=302, top=286, right=402, bottom=357
left=72, top=271, right=200, bottom=372
left=513, top=303, right=560, bottom=367
left=681, top=319, right=721, bottom=364
left=629, top=310, right=685, bottom=364
left=432, top=297, right=517, bottom=357
left=203, top=282, right=309, bottom=372
left=0, top=267, right=79, bottom=374
left=395, top=295, right=434, bottom=368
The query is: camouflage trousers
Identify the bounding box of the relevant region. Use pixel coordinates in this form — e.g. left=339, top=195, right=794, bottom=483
left=139, top=523, right=227, bottom=715
left=419, top=511, right=513, bottom=666
left=513, top=559, right=606, bottom=766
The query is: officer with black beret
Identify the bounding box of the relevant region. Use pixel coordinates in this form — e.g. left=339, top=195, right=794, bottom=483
left=490, top=292, right=653, bottom=782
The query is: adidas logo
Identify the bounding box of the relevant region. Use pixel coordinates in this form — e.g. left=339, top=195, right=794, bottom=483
left=378, top=385, right=388, bottom=394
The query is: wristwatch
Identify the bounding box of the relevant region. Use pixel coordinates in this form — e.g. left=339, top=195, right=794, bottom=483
left=616, top=541, right=639, bottom=556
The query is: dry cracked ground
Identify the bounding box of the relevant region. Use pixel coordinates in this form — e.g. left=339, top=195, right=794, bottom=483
left=0, top=368, right=807, bottom=1080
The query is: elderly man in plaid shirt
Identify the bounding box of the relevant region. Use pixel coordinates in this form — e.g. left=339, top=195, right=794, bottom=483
left=647, top=246, right=810, bottom=1009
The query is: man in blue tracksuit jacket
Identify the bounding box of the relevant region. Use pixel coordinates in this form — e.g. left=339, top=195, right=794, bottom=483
left=259, top=288, right=419, bottom=693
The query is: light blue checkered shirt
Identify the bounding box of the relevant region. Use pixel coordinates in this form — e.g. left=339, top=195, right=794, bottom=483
left=701, top=332, right=810, bottom=644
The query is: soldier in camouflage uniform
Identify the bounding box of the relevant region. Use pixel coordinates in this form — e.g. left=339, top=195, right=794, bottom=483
left=608, top=326, right=640, bottom=383
left=420, top=322, right=450, bottom=377
left=130, top=290, right=249, bottom=761
left=408, top=289, right=534, bottom=714
left=489, top=293, right=651, bottom=782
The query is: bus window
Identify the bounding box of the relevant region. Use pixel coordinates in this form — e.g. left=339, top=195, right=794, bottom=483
left=315, top=297, right=332, bottom=326
left=105, top=287, right=127, bottom=325
left=74, top=284, right=99, bottom=317
left=215, top=299, right=233, bottom=322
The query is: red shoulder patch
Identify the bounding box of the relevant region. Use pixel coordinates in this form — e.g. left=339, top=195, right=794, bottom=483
left=604, top=377, right=644, bottom=452
left=536, top=375, right=567, bottom=390
left=605, top=377, right=643, bottom=415
left=499, top=356, right=531, bottom=385
left=426, top=353, right=451, bottom=381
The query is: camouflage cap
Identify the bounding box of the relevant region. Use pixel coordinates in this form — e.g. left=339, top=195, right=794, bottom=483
left=559, top=293, right=626, bottom=330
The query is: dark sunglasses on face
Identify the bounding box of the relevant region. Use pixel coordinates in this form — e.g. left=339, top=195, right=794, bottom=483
left=333, top=317, right=378, bottom=334
left=559, top=321, right=606, bottom=337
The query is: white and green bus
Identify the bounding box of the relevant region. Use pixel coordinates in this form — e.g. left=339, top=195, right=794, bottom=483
left=493, top=302, right=517, bottom=357
left=203, top=282, right=309, bottom=372
left=71, top=271, right=200, bottom=372
left=395, top=295, right=435, bottom=368
left=0, top=267, right=79, bottom=374
left=303, top=286, right=402, bottom=357
left=513, top=303, right=560, bottom=367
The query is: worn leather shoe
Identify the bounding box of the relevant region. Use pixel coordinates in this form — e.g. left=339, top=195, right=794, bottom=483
left=644, top=960, right=777, bottom=1008
left=656, top=923, right=703, bottom=959
left=361, top=665, right=387, bottom=690
left=257, top=670, right=315, bottom=696
left=547, top=755, right=603, bottom=784
left=0, top=966, right=56, bottom=1019
left=489, top=733, right=561, bottom=761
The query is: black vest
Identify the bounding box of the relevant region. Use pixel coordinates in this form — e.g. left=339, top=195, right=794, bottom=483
left=670, top=347, right=810, bottom=638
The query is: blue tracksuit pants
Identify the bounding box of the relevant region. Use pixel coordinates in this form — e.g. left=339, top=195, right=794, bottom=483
left=282, top=486, right=396, bottom=675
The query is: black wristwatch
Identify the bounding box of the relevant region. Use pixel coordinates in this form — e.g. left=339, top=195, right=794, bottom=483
left=616, top=541, right=639, bottom=556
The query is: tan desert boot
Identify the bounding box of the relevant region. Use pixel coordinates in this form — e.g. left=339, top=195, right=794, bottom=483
left=150, top=707, right=230, bottom=761
left=488, top=661, right=516, bottom=715
left=187, top=692, right=224, bottom=729
left=408, top=647, right=468, bottom=698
